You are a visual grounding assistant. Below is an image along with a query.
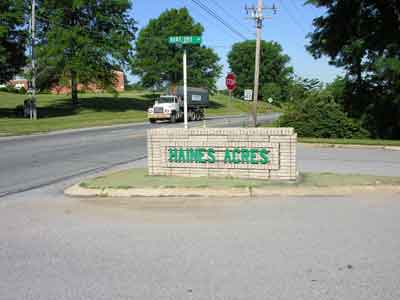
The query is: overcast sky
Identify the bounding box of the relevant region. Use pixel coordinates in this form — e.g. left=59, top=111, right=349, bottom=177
left=130, top=0, right=343, bottom=89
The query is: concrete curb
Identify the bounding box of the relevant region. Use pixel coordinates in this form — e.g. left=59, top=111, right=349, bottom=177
left=299, top=143, right=400, bottom=151
left=64, top=184, right=400, bottom=198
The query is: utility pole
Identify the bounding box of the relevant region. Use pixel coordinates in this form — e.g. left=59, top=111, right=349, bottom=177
left=31, top=0, right=37, bottom=120
left=245, top=1, right=276, bottom=127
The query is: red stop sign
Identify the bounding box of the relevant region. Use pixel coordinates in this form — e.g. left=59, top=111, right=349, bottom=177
left=225, top=73, right=236, bottom=91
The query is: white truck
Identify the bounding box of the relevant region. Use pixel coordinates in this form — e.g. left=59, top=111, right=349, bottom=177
left=148, top=86, right=209, bottom=123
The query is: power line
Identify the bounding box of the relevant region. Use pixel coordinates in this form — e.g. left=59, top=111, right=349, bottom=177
left=35, top=15, right=237, bottom=52
left=177, top=0, right=241, bottom=41
left=291, top=0, right=302, bottom=12
left=278, top=0, right=308, bottom=35
left=190, top=0, right=250, bottom=40
left=287, top=0, right=311, bottom=31
left=205, top=0, right=254, bottom=36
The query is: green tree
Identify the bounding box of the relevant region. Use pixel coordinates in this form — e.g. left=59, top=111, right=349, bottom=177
left=325, top=76, right=346, bottom=106
left=307, top=0, right=400, bottom=138
left=132, top=8, right=221, bottom=92
left=35, top=0, right=136, bottom=104
left=227, top=40, right=293, bottom=102
left=0, top=0, right=27, bottom=84
left=286, top=76, right=323, bottom=102
left=278, top=91, right=368, bottom=139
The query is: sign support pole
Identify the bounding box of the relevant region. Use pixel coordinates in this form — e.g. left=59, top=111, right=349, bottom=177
left=31, top=0, right=37, bottom=120
left=183, top=48, right=188, bottom=129
left=168, top=36, right=201, bottom=129
left=229, top=90, right=233, bottom=114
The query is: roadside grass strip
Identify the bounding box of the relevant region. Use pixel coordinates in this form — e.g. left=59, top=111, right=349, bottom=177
left=68, top=168, right=400, bottom=198
left=259, top=123, right=400, bottom=148
left=0, top=91, right=275, bottom=136
left=298, top=137, right=400, bottom=147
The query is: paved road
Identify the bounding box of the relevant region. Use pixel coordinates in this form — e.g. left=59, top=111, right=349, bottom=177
left=1, top=182, right=399, bottom=300
left=1, top=113, right=399, bottom=198
left=298, top=144, right=400, bottom=176
left=0, top=114, right=277, bottom=198
left=1, top=115, right=400, bottom=299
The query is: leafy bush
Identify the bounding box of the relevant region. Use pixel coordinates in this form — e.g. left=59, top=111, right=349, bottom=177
left=261, top=82, right=282, bottom=103
left=277, top=92, right=369, bottom=138
left=14, top=104, right=24, bottom=117
left=125, top=82, right=146, bottom=91
left=18, top=87, right=27, bottom=94
left=0, top=86, right=20, bottom=93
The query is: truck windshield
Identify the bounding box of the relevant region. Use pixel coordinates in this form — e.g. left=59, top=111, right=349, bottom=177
left=158, top=96, right=175, bottom=103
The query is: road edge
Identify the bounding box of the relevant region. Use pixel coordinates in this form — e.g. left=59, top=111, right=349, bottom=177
left=64, top=183, right=400, bottom=198
left=0, top=113, right=254, bottom=141
left=299, top=143, right=400, bottom=151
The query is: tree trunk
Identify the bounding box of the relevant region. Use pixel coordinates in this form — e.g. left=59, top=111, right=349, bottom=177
left=71, top=71, right=78, bottom=105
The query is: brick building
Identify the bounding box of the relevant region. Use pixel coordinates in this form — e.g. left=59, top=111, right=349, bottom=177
left=50, top=71, right=124, bottom=94
left=0, top=75, right=29, bottom=90
left=2, top=71, right=124, bottom=94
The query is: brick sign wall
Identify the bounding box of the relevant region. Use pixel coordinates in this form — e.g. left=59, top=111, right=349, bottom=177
left=147, top=128, right=297, bottom=180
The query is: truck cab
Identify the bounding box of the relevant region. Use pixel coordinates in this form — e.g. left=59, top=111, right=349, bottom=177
left=148, top=87, right=208, bottom=123
left=148, top=95, right=183, bottom=123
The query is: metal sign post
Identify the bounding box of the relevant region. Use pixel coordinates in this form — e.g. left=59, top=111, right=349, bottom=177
left=168, top=35, right=202, bottom=129
left=226, top=73, right=236, bottom=115
left=183, top=48, right=188, bottom=129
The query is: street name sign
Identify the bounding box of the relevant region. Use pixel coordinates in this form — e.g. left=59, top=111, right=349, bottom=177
left=168, top=35, right=202, bottom=128
left=168, top=36, right=202, bottom=45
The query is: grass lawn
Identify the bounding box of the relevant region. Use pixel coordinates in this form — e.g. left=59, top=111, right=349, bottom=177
left=80, top=168, right=400, bottom=189
left=0, top=91, right=273, bottom=136
left=298, top=137, right=400, bottom=147
left=259, top=122, right=400, bottom=146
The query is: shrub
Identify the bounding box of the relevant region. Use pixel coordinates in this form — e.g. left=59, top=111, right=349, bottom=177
left=0, top=86, right=19, bottom=93
left=277, top=93, right=369, bottom=138
left=14, top=104, right=24, bottom=117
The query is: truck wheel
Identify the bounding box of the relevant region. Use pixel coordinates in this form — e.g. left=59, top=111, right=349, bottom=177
left=149, top=119, right=156, bottom=123
left=189, top=111, right=195, bottom=121
left=170, top=113, right=176, bottom=123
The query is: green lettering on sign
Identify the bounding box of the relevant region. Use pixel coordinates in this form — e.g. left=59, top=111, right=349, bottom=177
left=178, top=148, right=185, bottom=162
left=167, top=147, right=271, bottom=165
left=168, top=36, right=202, bottom=45
left=198, top=148, right=206, bottom=163
left=207, top=148, right=216, bottom=163
left=188, top=148, right=196, bottom=163
left=259, top=149, right=270, bottom=164
left=224, top=149, right=232, bottom=163
left=241, top=149, right=249, bottom=164
left=250, top=149, right=259, bottom=164
left=169, top=147, right=177, bottom=162
left=232, top=148, right=241, bottom=164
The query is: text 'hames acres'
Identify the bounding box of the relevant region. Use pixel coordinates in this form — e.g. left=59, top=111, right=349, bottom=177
left=168, top=147, right=270, bottom=165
